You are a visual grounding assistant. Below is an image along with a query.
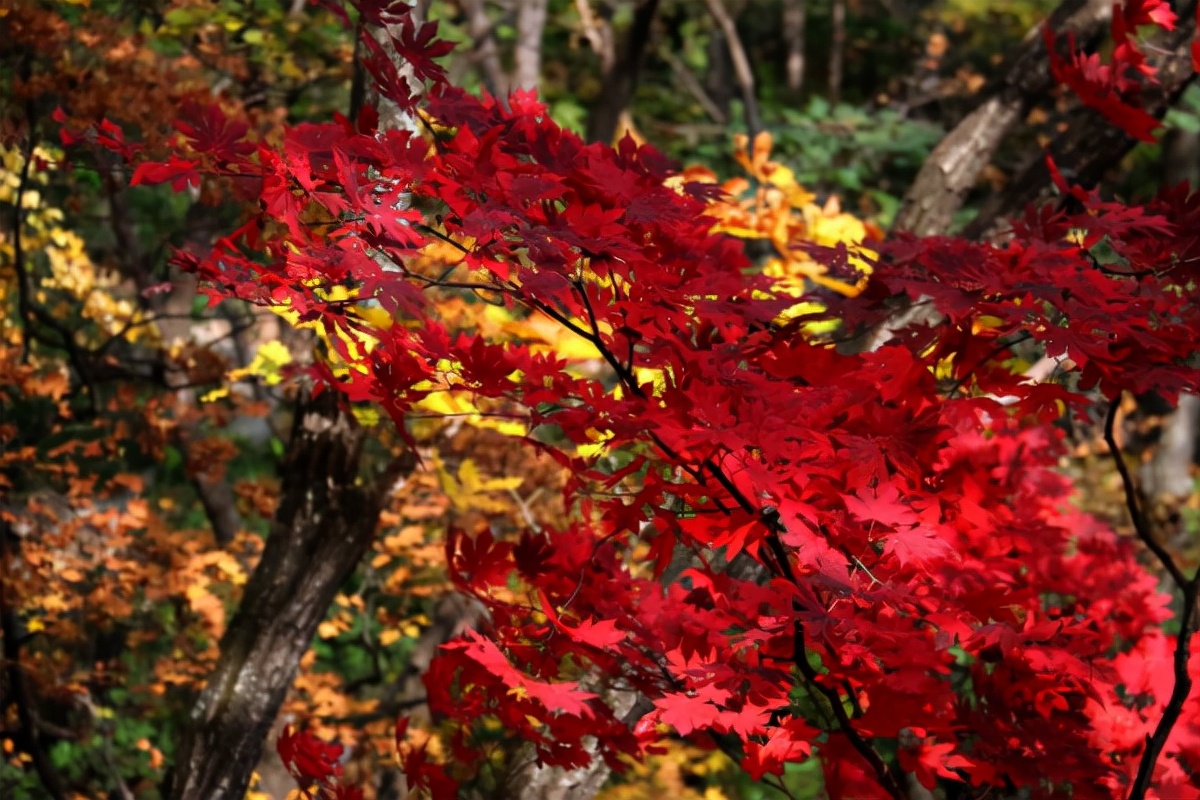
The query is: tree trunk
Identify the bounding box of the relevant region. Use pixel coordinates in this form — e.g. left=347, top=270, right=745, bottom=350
left=166, top=393, right=414, bottom=800
left=828, top=0, right=845, bottom=107
left=513, top=0, right=550, bottom=92
left=705, top=0, right=761, bottom=139
left=783, top=0, right=806, bottom=92
left=585, top=0, right=662, bottom=144
left=964, top=6, right=1198, bottom=239
left=462, top=0, right=508, bottom=97
left=892, top=0, right=1112, bottom=236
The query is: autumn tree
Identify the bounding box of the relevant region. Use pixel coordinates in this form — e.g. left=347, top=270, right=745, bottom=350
left=10, top=1, right=1200, bottom=800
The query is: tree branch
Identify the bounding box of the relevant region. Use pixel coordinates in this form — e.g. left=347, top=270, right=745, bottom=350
left=561, top=278, right=904, bottom=798
left=704, top=0, right=761, bottom=140
left=1105, top=398, right=1200, bottom=800
left=461, top=0, right=508, bottom=97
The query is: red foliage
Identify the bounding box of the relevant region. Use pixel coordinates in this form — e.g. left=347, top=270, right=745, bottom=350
left=1044, top=0, right=1178, bottom=143
left=277, top=724, right=344, bottom=784
left=84, top=1, right=1200, bottom=797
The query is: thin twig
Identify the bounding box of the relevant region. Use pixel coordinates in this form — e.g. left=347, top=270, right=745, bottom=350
left=1104, top=399, right=1188, bottom=588
left=944, top=332, right=1033, bottom=399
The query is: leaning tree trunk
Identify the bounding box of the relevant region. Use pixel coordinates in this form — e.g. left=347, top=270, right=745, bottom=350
left=964, top=4, right=1199, bottom=239
left=892, top=0, right=1112, bottom=236
left=166, top=393, right=414, bottom=800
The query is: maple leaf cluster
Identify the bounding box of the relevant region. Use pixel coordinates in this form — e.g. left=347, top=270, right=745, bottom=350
left=1045, top=0, right=1182, bottom=143
left=84, top=0, right=1200, bottom=797
left=277, top=724, right=363, bottom=800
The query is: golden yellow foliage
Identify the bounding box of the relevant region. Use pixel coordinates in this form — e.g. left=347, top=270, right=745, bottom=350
left=680, top=132, right=879, bottom=321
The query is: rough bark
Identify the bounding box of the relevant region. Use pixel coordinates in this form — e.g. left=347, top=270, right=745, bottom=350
left=893, top=0, right=1112, bottom=236
left=964, top=7, right=1199, bottom=240
left=585, top=0, right=662, bottom=144
left=166, top=393, right=414, bottom=800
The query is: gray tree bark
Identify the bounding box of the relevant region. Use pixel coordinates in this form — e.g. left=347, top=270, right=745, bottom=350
left=514, top=0, right=550, bottom=92
left=462, top=0, right=508, bottom=97
left=166, top=394, right=414, bottom=800
left=893, top=0, right=1112, bottom=236
left=783, top=0, right=806, bottom=92
left=964, top=6, right=1199, bottom=239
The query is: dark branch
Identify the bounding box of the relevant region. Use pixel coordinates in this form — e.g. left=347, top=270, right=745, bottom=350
left=1106, top=398, right=1200, bottom=800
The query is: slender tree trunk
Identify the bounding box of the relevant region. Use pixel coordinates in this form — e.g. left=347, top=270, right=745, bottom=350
left=585, top=0, right=662, bottom=144
left=662, top=47, right=727, bottom=123
left=829, top=0, right=845, bottom=106
left=783, top=0, right=806, bottom=92
left=704, top=0, right=761, bottom=139
left=166, top=394, right=414, bottom=800
left=513, top=0, right=550, bottom=92
left=893, top=0, right=1112, bottom=236
left=462, top=0, right=508, bottom=97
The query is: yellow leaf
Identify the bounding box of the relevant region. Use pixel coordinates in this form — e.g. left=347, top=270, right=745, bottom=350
left=228, top=340, right=292, bottom=386
left=577, top=428, right=615, bottom=459
left=458, top=459, right=523, bottom=494
left=352, top=406, right=381, bottom=427
left=200, top=386, right=230, bottom=403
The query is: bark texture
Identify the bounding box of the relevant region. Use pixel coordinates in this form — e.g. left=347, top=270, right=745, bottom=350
left=965, top=6, right=1199, bottom=239
left=893, top=0, right=1112, bottom=236
left=166, top=393, right=413, bottom=800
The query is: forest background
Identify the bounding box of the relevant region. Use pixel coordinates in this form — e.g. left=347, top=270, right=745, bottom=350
left=5, top=1, right=1200, bottom=799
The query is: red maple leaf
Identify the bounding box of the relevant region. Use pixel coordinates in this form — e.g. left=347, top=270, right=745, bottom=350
left=276, top=725, right=343, bottom=785
left=898, top=730, right=975, bottom=790
left=174, top=101, right=255, bottom=159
